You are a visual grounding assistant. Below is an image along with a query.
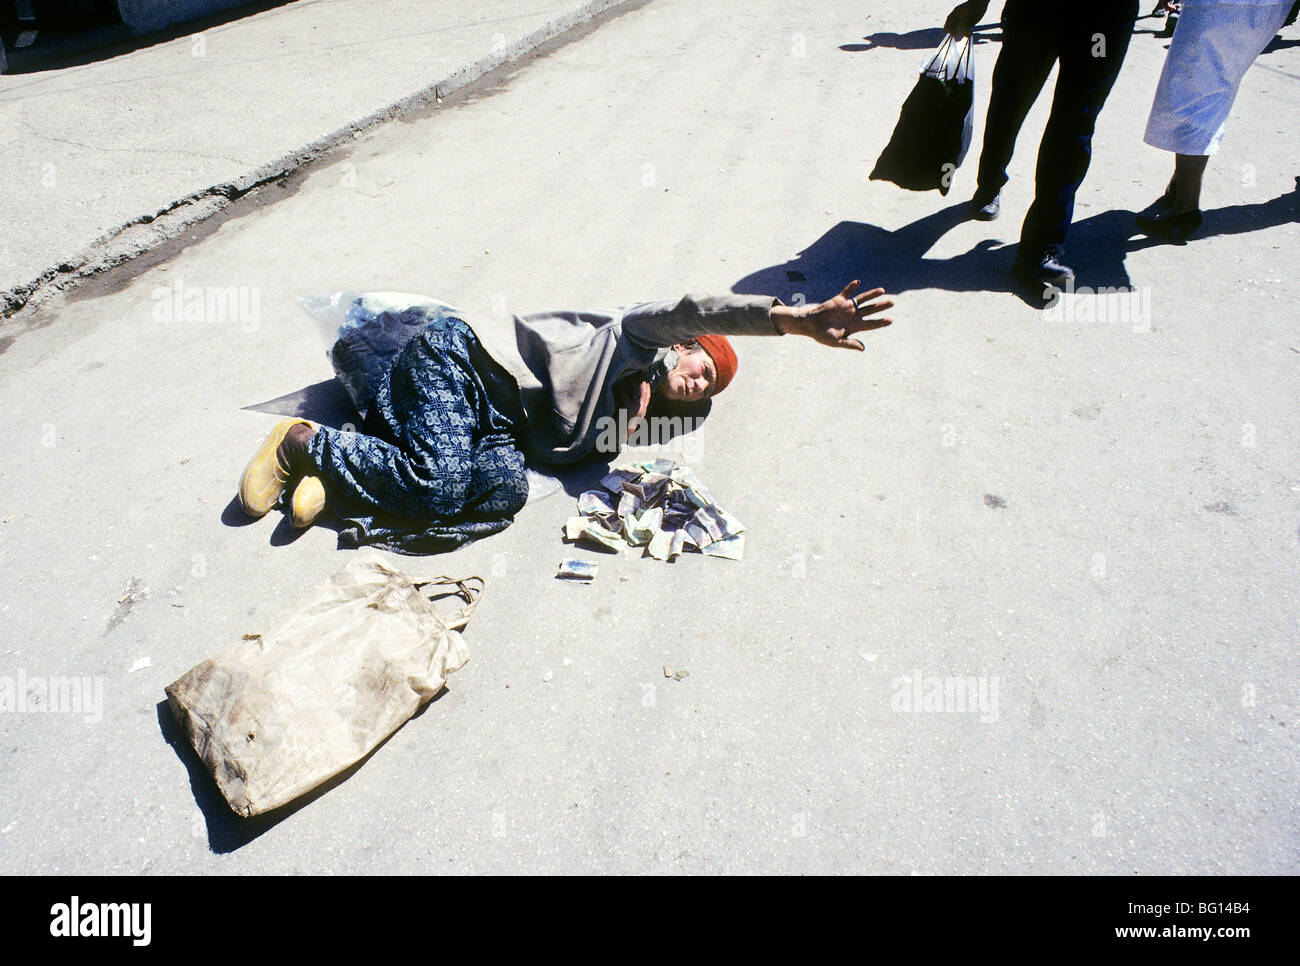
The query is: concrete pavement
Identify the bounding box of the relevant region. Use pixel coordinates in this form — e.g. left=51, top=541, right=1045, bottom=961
left=0, top=0, right=1296, bottom=874
left=0, top=0, right=640, bottom=316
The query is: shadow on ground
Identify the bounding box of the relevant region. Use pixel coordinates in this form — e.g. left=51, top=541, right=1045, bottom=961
left=1261, top=33, right=1300, bottom=54
left=1, top=1, right=295, bottom=74
left=839, top=23, right=1002, bottom=52
left=158, top=692, right=447, bottom=854
left=243, top=379, right=360, bottom=429
left=731, top=179, right=1300, bottom=306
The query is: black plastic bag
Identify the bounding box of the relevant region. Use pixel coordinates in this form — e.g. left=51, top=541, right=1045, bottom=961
left=870, top=34, right=974, bottom=195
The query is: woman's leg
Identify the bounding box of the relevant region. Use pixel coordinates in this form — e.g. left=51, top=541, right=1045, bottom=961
left=307, top=421, right=476, bottom=521
left=300, top=319, right=528, bottom=544
left=1144, top=2, right=1294, bottom=171
left=1160, top=0, right=1296, bottom=214
left=1138, top=152, right=1208, bottom=236
left=1138, top=2, right=1287, bottom=235
left=1170, top=152, right=1209, bottom=214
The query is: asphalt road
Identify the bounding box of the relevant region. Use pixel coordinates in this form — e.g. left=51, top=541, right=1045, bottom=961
left=0, top=0, right=1296, bottom=873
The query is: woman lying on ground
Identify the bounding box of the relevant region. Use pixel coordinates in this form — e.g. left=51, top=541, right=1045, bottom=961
left=237, top=281, right=894, bottom=554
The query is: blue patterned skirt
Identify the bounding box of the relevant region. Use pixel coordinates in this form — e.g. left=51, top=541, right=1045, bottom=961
left=306, top=317, right=529, bottom=554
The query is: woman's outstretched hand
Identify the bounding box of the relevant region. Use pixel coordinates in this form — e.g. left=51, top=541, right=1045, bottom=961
left=773, top=280, right=894, bottom=351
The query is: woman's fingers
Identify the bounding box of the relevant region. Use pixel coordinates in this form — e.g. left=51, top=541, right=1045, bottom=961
left=850, top=317, right=893, bottom=333
left=851, top=290, right=891, bottom=314
left=806, top=284, right=893, bottom=348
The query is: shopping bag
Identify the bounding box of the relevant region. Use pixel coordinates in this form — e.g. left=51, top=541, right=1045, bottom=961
left=165, top=550, right=479, bottom=817
left=869, top=33, right=974, bottom=195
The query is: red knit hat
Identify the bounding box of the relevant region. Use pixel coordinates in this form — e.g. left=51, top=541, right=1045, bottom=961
left=696, top=334, right=738, bottom=395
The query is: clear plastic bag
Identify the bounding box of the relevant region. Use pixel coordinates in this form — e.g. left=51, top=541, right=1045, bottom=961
left=297, top=291, right=461, bottom=419
left=920, top=32, right=974, bottom=83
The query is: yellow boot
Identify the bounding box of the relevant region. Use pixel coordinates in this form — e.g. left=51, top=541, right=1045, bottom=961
left=238, top=419, right=312, bottom=519
left=290, top=476, right=326, bottom=529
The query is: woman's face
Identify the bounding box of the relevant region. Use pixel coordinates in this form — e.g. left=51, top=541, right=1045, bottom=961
left=660, top=346, right=716, bottom=402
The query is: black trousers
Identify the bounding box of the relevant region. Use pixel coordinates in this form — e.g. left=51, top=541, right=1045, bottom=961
left=976, top=0, right=1139, bottom=256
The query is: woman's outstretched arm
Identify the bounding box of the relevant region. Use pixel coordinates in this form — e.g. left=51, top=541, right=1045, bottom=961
left=619, top=282, right=893, bottom=352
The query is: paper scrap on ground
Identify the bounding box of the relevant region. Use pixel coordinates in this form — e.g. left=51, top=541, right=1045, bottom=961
left=557, top=559, right=598, bottom=581
left=562, top=459, right=745, bottom=563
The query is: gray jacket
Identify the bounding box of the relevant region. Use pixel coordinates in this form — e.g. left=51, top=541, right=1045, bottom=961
left=464, top=293, right=780, bottom=464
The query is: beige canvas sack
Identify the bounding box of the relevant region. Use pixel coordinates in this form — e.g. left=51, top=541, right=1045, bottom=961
left=166, top=550, right=479, bottom=817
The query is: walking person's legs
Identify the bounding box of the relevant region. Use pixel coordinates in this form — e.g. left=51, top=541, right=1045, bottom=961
left=1013, top=1, right=1138, bottom=285
left=1166, top=152, right=1210, bottom=214
left=972, top=0, right=1060, bottom=218
left=1139, top=0, right=1294, bottom=237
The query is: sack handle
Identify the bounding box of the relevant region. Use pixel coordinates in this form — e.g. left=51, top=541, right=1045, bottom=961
left=958, top=33, right=973, bottom=80
left=923, top=32, right=972, bottom=81
left=414, top=575, right=484, bottom=630
left=922, top=33, right=955, bottom=75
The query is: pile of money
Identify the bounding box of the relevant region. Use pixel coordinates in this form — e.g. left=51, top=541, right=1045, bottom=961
left=562, top=458, right=746, bottom=562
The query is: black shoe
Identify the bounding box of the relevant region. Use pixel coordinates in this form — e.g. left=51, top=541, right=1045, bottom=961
left=1012, top=249, right=1075, bottom=289
left=971, top=189, right=1001, bottom=221
left=1140, top=180, right=1177, bottom=216
left=1135, top=208, right=1203, bottom=240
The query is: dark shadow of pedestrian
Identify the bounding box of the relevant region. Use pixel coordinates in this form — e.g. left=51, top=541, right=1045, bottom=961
left=731, top=204, right=1022, bottom=303
left=1260, top=34, right=1300, bottom=54
left=840, top=24, right=1001, bottom=52
left=732, top=179, right=1297, bottom=307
